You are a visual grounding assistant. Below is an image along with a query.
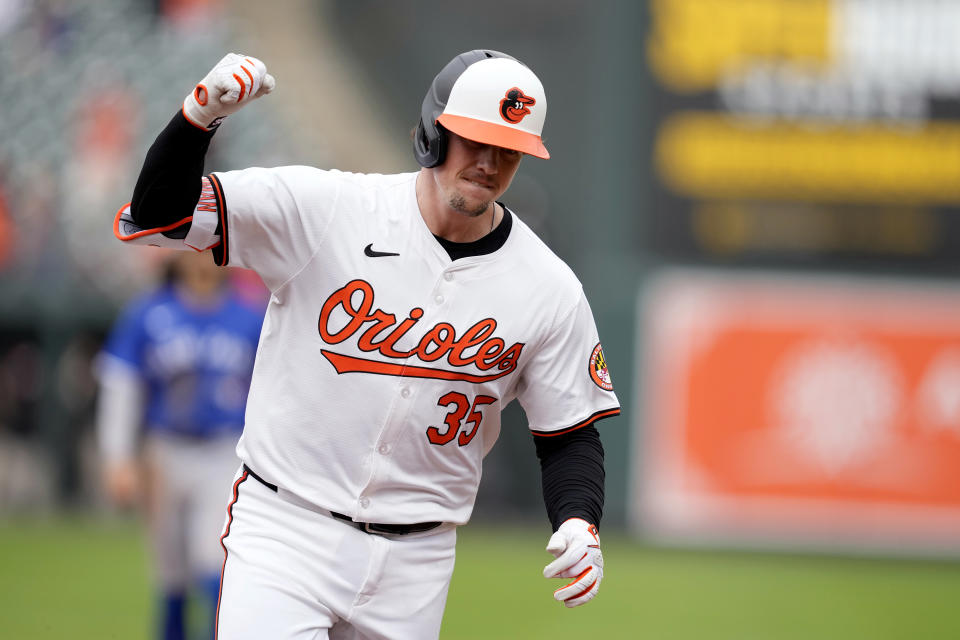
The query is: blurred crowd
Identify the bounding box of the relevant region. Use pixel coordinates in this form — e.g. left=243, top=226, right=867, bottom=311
left=0, top=6, right=278, bottom=636
left=0, top=0, right=280, bottom=512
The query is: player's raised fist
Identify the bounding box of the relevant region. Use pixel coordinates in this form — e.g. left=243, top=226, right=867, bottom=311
left=182, top=53, right=276, bottom=131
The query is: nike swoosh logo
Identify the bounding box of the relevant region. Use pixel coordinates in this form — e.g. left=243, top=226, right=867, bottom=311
left=364, top=243, right=400, bottom=258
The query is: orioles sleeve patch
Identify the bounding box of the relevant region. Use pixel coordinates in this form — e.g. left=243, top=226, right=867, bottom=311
left=588, top=342, right=613, bottom=391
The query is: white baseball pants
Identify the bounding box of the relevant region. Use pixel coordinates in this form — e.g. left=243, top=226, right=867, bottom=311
left=215, top=466, right=457, bottom=640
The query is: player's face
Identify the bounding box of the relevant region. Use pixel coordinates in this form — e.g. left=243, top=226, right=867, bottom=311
left=173, top=250, right=226, bottom=298
left=434, top=131, right=522, bottom=217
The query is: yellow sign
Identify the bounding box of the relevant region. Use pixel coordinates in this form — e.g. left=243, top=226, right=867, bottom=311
left=657, top=112, right=960, bottom=204
left=648, top=0, right=832, bottom=92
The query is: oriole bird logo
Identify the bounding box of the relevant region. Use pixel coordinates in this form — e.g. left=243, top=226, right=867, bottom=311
left=499, top=87, right=535, bottom=124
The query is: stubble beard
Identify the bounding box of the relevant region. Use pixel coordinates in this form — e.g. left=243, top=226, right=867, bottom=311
left=448, top=193, right=491, bottom=218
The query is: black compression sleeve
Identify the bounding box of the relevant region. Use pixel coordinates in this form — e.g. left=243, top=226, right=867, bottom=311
left=131, top=110, right=216, bottom=229
left=534, top=425, right=605, bottom=531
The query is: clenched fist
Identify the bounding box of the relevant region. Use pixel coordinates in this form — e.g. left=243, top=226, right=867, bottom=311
left=182, top=53, right=276, bottom=131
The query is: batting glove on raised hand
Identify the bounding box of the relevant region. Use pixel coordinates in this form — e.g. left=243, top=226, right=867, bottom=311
left=543, top=518, right=604, bottom=608
left=182, top=53, right=276, bottom=131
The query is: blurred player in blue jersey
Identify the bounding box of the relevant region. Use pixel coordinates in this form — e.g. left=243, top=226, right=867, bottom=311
left=95, top=250, right=265, bottom=640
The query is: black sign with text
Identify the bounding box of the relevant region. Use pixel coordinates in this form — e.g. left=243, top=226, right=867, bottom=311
left=645, top=0, right=960, bottom=272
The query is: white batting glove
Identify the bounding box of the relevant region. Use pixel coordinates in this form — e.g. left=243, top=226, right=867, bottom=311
left=182, top=53, right=276, bottom=131
left=543, top=517, right=604, bottom=608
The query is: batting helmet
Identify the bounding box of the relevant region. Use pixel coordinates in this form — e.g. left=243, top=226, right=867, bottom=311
left=413, top=49, right=550, bottom=168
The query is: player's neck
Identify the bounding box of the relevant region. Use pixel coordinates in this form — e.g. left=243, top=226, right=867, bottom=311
left=415, top=171, right=500, bottom=243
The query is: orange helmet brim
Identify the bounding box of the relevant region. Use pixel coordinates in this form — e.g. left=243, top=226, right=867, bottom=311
left=437, top=114, right=550, bottom=159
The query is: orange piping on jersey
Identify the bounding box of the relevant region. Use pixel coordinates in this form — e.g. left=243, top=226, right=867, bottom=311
left=532, top=407, right=621, bottom=438
left=113, top=202, right=193, bottom=242
left=215, top=469, right=250, bottom=640
left=208, top=173, right=229, bottom=265
left=321, top=350, right=516, bottom=383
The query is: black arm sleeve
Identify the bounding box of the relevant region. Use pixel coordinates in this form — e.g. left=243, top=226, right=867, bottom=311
left=130, top=110, right=216, bottom=229
left=533, top=425, right=605, bottom=532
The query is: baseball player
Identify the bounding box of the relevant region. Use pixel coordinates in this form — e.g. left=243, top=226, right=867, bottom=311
left=113, top=50, right=619, bottom=640
left=96, top=250, right=264, bottom=640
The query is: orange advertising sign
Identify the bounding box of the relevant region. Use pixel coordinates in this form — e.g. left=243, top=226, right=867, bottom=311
left=633, top=270, right=960, bottom=552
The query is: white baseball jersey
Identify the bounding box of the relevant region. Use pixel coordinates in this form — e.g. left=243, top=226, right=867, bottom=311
left=209, top=167, right=620, bottom=525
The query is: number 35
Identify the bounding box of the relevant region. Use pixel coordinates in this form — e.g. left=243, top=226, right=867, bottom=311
left=427, top=392, right=497, bottom=446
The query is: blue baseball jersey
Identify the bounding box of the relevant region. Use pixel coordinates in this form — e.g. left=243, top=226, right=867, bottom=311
left=103, top=285, right=264, bottom=438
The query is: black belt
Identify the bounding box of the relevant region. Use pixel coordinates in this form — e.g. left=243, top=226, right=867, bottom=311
left=243, top=465, right=441, bottom=536
left=328, top=510, right=441, bottom=535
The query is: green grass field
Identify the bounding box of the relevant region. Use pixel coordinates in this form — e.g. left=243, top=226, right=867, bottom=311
left=2, top=517, right=960, bottom=639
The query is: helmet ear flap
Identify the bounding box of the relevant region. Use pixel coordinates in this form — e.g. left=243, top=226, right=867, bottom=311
left=414, top=119, right=447, bottom=168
